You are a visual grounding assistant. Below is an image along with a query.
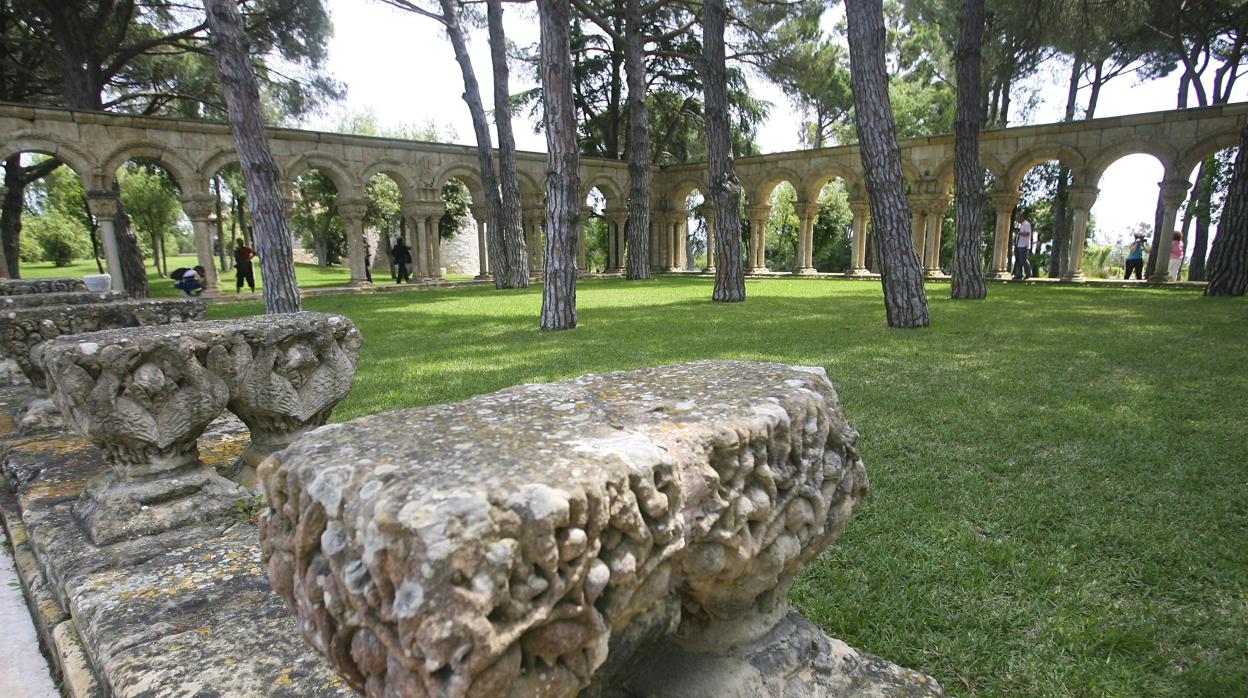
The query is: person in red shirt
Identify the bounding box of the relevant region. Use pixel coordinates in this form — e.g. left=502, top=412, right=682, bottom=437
left=234, top=244, right=258, bottom=292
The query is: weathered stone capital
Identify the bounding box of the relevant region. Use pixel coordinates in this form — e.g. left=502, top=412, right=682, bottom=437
left=1157, top=179, right=1190, bottom=209
left=794, top=200, right=821, bottom=220
left=604, top=208, right=629, bottom=225
left=337, top=198, right=368, bottom=222
left=180, top=194, right=216, bottom=221
left=744, top=205, right=772, bottom=220
left=847, top=197, right=870, bottom=219
left=987, top=191, right=1020, bottom=213
left=84, top=194, right=118, bottom=219
left=1068, top=185, right=1101, bottom=212
left=259, top=361, right=870, bottom=697
left=3, top=299, right=205, bottom=392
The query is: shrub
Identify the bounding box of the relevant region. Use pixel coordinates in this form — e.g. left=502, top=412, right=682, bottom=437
left=24, top=212, right=92, bottom=267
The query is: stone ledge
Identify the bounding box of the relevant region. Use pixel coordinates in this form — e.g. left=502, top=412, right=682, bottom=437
left=0, top=382, right=355, bottom=697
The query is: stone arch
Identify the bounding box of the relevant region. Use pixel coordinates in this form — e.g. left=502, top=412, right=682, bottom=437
left=899, top=157, right=923, bottom=186
left=1176, top=129, right=1242, bottom=179
left=285, top=152, right=358, bottom=197
left=667, top=176, right=709, bottom=210
left=359, top=158, right=416, bottom=200
left=744, top=166, right=805, bottom=205
left=582, top=173, right=623, bottom=206
left=0, top=133, right=95, bottom=188
left=1003, top=144, right=1087, bottom=190
left=198, top=147, right=244, bottom=183
left=932, top=155, right=1005, bottom=196
left=1085, top=140, right=1178, bottom=184
left=801, top=161, right=860, bottom=201
left=516, top=169, right=543, bottom=202
left=100, top=140, right=199, bottom=194
left=432, top=163, right=485, bottom=202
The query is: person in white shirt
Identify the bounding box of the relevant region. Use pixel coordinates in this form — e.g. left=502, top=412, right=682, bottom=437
left=1013, top=215, right=1033, bottom=279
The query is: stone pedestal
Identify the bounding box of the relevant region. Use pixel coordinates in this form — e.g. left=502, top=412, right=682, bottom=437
left=259, top=361, right=944, bottom=697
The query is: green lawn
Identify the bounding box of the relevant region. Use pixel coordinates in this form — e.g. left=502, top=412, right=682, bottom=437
left=208, top=277, right=1246, bottom=696
left=19, top=254, right=353, bottom=297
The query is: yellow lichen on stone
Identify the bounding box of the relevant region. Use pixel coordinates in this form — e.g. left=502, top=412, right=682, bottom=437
left=275, top=667, right=295, bottom=686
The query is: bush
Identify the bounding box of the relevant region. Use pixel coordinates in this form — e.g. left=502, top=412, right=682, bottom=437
left=24, top=212, right=92, bottom=267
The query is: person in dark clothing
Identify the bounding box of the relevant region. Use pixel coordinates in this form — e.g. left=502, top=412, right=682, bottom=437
left=174, top=266, right=205, bottom=296
left=392, top=238, right=412, bottom=284
left=234, top=244, right=258, bottom=292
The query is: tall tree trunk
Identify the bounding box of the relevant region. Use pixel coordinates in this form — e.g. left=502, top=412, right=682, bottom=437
left=536, top=0, right=580, bottom=330
left=214, top=176, right=228, bottom=271
left=487, top=0, right=529, bottom=288
left=1204, top=123, right=1248, bottom=296
left=623, top=0, right=651, bottom=280
left=950, top=0, right=986, bottom=300
left=845, top=0, right=929, bottom=328
left=1050, top=54, right=1081, bottom=278
left=1, top=160, right=23, bottom=278
left=702, top=0, right=745, bottom=303
left=203, top=0, right=301, bottom=313
left=1146, top=195, right=1164, bottom=278
left=150, top=233, right=162, bottom=275
left=1189, top=157, right=1216, bottom=280
left=439, top=0, right=510, bottom=289
left=109, top=194, right=150, bottom=296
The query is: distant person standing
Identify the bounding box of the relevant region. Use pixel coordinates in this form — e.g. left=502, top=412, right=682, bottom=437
left=1124, top=233, right=1147, bottom=280
left=234, top=243, right=258, bottom=292
left=1168, top=232, right=1185, bottom=281
left=1013, top=215, right=1034, bottom=280
left=392, top=238, right=412, bottom=284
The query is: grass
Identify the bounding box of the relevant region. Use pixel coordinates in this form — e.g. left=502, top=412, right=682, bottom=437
left=209, top=276, right=1247, bottom=696
left=19, top=254, right=352, bottom=297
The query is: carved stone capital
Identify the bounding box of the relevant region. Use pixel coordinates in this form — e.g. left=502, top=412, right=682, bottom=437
left=39, top=326, right=240, bottom=545
left=180, top=194, right=216, bottom=221
left=1068, top=185, right=1101, bottom=212
left=847, top=197, right=871, bottom=219
left=794, top=200, right=821, bottom=220
left=337, top=198, right=369, bottom=222
left=1157, top=179, right=1189, bottom=209
left=744, top=205, right=772, bottom=221
left=84, top=194, right=119, bottom=220
left=987, top=191, right=1020, bottom=214
left=258, top=361, right=895, bottom=697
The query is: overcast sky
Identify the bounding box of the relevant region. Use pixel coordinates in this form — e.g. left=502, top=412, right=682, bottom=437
left=302, top=0, right=1246, bottom=244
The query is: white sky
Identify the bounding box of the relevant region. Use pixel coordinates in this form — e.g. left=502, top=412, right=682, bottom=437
left=302, top=0, right=1246, bottom=244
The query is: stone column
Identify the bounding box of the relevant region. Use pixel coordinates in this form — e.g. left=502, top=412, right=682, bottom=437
left=84, top=194, right=125, bottom=291
left=373, top=226, right=393, bottom=275
left=848, top=197, right=871, bottom=275
left=1060, top=186, right=1100, bottom=282
left=1148, top=179, right=1191, bottom=283
left=908, top=197, right=928, bottom=264
left=670, top=214, right=687, bottom=271
left=605, top=209, right=628, bottom=272
left=0, top=185, right=6, bottom=275
left=422, top=211, right=443, bottom=280
left=651, top=212, right=668, bottom=272
left=988, top=191, right=1019, bottom=279
left=578, top=207, right=590, bottom=272
left=524, top=205, right=544, bottom=274
left=745, top=205, right=771, bottom=273
left=471, top=205, right=490, bottom=280
left=919, top=198, right=946, bottom=277
left=180, top=194, right=221, bottom=294
left=337, top=198, right=371, bottom=286
left=704, top=209, right=717, bottom=272
left=398, top=202, right=421, bottom=282
left=795, top=201, right=819, bottom=275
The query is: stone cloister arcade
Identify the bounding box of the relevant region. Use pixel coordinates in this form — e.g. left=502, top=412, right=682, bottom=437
left=2, top=100, right=1245, bottom=291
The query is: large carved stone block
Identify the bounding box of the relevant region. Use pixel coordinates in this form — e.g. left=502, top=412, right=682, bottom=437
left=0, top=277, right=87, bottom=295
left=36, top=312, right=361, bottom=545
left=1, top=290, right=127, bottom=309
left=3, top=299, right=206, bottom=391
left=258, top=361, right=942, bottom=697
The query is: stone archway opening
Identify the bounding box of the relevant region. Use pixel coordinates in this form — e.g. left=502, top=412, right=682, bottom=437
left=1088, top=153, right=1165, bottom=279
left=583, top=187, right=607, bottom=273
left=1012, top=159, right=1080, bottom=279
left=365, top=172, right=404, bottom=281
left=760, top=181, right=801, bottom=273
left=807, top=177, right=854, bottom=273
left=1179, top=145, right=1239, bottom=281
left=1, top=152, right=94, bottom=279
left=684, top=189, right=707, bottom=272
left=290, top=168, right=346, bottom=269
left=932, top=169, right=997, bottom=277
left=114, top=158, right=189, bottom=281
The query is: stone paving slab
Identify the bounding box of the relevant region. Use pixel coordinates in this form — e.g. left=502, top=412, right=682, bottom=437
left=0, top=383, right=356, bottom=698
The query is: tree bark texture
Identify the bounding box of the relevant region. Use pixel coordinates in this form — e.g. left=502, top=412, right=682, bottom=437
left=1146, top=195, right=1164, bottom=277
left=1188, top=158, right=1215, bottom=280
left=1204, top=122, right=1248, bottom=296
left=702, top=0, right=745, bottom=303
left=2, top=160, right=23, bottom=278
left=950, top=0, right=986, bottom=300
left=110, top=194, right=151, bottom=297
left=487, top=0, right=529, bottom=288
left=623, top=0, right=652, bottom=280
left=440, top=0, right=509, bottom=289
left=203, top=0, right=301, bottom=313
left=536, top=0, right=580, bottom=330
left=845, top=0, right=929, bottom=328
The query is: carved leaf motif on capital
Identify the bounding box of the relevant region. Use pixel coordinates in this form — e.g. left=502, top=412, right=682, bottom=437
left=1067, top=186, right=1101, bottom=212
left=85, top=196, right=119, bottom=220
left=337, top=199, right=368, bottom=221
left=181, top=196, right=216, bottom=221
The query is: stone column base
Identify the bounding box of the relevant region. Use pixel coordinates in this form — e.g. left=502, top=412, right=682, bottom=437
left=924, top=269, right=948, bottom=279
left=347, top=279, right=374, bottom=289
left=1060, top=271, right=1087, bottom=283
left=602, top=611, right=945, bottom=697
left=795, top=267, right=818, bottom=276
left=845, top=267, right=873, bottom=277
left=988, top=270, right=1014, bottom=280
left=73, top=465, right=243, bottom=546
left=704, top=266, right=716, bottom=274
left=751, top=266, right=770, bottom=274
left=1146, top=274, right=1170, bottom=284
left=474, top=273, right=493, bottom=281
